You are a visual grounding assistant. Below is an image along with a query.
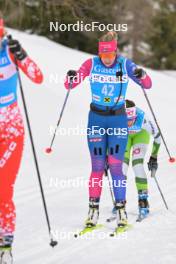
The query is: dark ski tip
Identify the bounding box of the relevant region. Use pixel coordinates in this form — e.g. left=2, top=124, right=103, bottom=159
left=136, top=216, right=146, bottom=222
left=106, top=216, right=116, bottom=223
left=136, top=218, right=141, bottom=222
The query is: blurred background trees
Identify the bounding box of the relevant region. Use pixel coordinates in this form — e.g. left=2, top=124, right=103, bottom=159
left=0, top=0, right=175, bottom=69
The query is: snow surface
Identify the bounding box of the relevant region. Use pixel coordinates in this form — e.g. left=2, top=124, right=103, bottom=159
left=6, top=29, right=176, bottom=264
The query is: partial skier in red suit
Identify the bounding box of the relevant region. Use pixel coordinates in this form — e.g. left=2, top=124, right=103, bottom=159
left=0, top=18, right=43, bottom=259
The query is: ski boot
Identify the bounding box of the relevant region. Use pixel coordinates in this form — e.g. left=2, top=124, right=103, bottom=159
left=85, top=198, right=99, bottom=227
left=112, top=206, right=117, bottom=215
left=0, top=235, right=13, bottom=264
left=109, top=202, right=131, bottom=236
left=115, top=201, right=128, bottom=227
left=106, top=205, right=117, bottom=223
left=109, top=206, right=117, bottom=221
left=137, top=190, right=149, bottom=221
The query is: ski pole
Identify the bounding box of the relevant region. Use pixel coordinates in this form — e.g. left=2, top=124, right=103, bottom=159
left=12, top=49, right=58, bottom=247
left=142, top=88, right=175, bottom=163
left=45, top=81, right=72, bottom=153
left=151, top=169, right=169, bottom=210
left=105, top=158, right=115, bottom=206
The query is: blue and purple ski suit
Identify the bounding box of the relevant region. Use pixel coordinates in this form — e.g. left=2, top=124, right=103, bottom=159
left=65, top=55, right=152, bottom=202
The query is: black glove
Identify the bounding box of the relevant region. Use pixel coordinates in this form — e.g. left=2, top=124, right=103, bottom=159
left=8, top=39, right=27, bottom=61
left=134, top=68, right=146, bottom=79
left=148, top=156, right=158, bottom=171
left=67, top=70, right=77, bottom=81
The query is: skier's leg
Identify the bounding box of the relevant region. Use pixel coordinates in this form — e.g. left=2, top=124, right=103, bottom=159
left=0, top=103, right=24, bottom=248
left=112, top=136, right=132, bottom=215
left=86, top=111, right=107, bottom=226
left=132, top=130, right=150, bottom=192
left=108, top=114, right=128, bottom=202
left=132, top=130, right=150, bottom=219
left=123, top=136, right=132, bottom=178
left=107, top=113, right=128, bottom=226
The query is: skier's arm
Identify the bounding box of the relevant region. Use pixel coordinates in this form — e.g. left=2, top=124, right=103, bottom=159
left=151, top=126, right=161, bottom=158
left=126, top=59, right=152, bottom=89
left=64, top=58, right=92, bottom=89
left=143, top=115, right=161, bottom=158
left=8, top=39, right=43, bottom=84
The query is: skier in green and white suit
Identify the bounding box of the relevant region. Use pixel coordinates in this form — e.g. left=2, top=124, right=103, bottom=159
left=113, top=99, right=161, bottom=220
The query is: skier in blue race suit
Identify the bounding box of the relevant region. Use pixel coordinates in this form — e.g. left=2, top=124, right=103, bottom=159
left=64, top=31, right=152, bottom=228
